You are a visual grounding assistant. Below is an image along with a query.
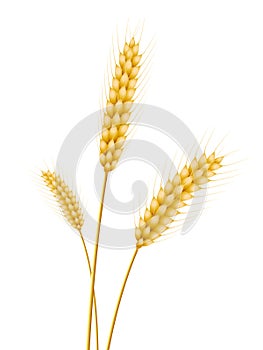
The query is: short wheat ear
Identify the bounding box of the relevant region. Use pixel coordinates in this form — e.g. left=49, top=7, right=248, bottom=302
left=41, top=170, right=84, bottom=230
left=41, top=170, right=99, bottom=350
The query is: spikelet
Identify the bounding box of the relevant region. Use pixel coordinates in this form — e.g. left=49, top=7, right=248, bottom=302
left=100, top=36, right=142, bottom=172
left=135, top=152, right=224, bottom=248
left=41, top=170, right=84, bottom=230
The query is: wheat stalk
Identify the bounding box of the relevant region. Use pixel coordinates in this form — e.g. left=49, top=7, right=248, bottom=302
left=41, top=170, right=99, bottom=350
left=86, top=33, right=146, bottom=350
left=106, top=151, right=224, bottom=349
left=86, top=172, right=107, bottom=350
left=100, top=37, right=142, bottom=172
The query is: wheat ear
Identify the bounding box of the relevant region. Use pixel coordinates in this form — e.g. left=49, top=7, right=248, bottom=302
left=100, top=36, right=142, bottom=172
left=106, top=151, right=224, bottom=349
left=41, top=170, right=99, bottom=350
left=135, top=151, right=224, bottom=247
left=87, top=34, right=146, bottom=349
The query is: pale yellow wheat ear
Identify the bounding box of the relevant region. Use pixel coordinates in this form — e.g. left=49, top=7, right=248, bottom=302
left=135, top=151, right=224, bottom=248
left=41, top=169, right=100, bottom=350
left=41, top=170, right=84, bottom=231
left=100, top=35, right=144, bottom=172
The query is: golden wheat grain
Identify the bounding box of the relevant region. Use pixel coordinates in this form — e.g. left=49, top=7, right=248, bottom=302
left=100, top=37, right=142, bottom=172
left=135, top=151, right=224, bottom=247
left=41, top=170, right=84, bottom=230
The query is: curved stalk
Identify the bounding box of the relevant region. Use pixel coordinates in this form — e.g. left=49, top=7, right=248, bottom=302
left=79, top=230, right=99, bottom=350
left=106, top=248, right=139, bottom=350
left=86, top=172, right=108, bottom=349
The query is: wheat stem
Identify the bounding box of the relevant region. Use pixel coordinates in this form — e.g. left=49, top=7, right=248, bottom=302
left=79, top=230, right=99, bottom=350
left=106, top=247, right=139, bottom=350
left=86, top=172, right=108, bottom=350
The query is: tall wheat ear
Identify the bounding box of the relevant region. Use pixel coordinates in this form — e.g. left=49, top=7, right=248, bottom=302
left=86, top=30, right=152, bottom=350
left=100, top=35, right=145, bottom=172
left=106, top=149, right=226, bottom=350
left=41, top=170, right=100, bottom=350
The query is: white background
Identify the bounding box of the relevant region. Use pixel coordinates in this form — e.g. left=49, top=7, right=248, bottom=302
left=1, top=0, right=263, bottom=349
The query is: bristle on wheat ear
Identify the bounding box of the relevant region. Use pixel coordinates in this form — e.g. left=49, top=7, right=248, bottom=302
left=100, top=37, right=142, bottom=172
left=41, top=170, right=84, bottom=230
left=135, top=152, right=224, bottom=248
